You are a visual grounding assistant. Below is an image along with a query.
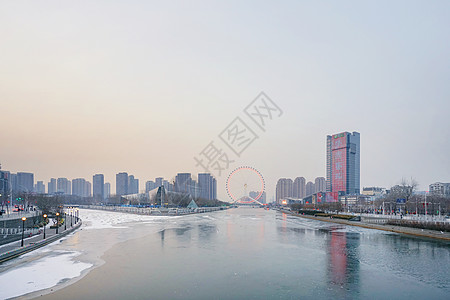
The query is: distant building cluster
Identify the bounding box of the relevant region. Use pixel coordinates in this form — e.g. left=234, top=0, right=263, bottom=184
left=0, top=167, right=217, bottom=205
left=276, top=176, right=326, bottom=205
left=274, top=131, right=450, bottom=207
left=276, top=131, right=360, bottom=205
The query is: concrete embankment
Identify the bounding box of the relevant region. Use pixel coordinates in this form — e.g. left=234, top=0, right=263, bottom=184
left=0, top=221, right=82, bottom=264
left=281, top=210, right=450, bottom=241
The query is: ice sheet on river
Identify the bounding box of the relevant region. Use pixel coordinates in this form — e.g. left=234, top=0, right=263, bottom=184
left=0, top=209, right=171, bottom=299
left=81, top=209, right=175, bottom=230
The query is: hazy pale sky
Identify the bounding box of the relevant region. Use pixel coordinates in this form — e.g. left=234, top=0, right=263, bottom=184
left=1, top=1, right=449, bottom=200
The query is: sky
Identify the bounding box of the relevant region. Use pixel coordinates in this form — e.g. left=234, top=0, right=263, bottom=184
left=1, top=1, right=449, bottom=201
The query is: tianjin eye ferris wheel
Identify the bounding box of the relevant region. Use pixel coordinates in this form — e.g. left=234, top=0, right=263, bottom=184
left=226, top=166, right=265, bottom=205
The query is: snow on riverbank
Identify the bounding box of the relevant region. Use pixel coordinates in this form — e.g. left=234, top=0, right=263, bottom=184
left=0, top=209, right=174, bottom=299
left=0, top=250, right=92, bottom=299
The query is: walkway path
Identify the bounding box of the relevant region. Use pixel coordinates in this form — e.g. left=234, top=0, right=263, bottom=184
left=281, top=210, right=450, bottom=241
left=0, top=221, right=82, bottom=263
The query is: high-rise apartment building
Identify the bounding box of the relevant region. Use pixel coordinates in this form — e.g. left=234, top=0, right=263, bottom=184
left=0, top=170, right=10, bottom=200
left=104, top=182, right=111, bottom=199
left=293, top=177, right=306, bottom=199
left=326, top=131, right=360, bottom=197
left=306, top=181, right=315, bottom=197
left=314, top=177, right=326, bottom=193
left=198, top=173, right=217, bottom=200
left=35, top=181, right=45, bottom=194
left=48, top=178, right=57, bottom=194
left=164, top=180, right=174, bottom=192
left=10, top=173, right=18, bottom=194
left=128, top=175, right=139, bottom=194
left=276, top=178, right=293, bottom=204
left=72, top=178, right=91, bottom=197
left=57, top=178, right=71, bottom=195
left=145, top=180, right=156, bottom=192
left=93, top=174, right=105, bottom=200
left=86, top=181, right=91, bottom=197
left=17, top=172, right=34, bottom=193
left=116, top=172, right=128, bottom=196
left=155, top=177, right=163, bottom=188
left=175, top=173, right=192, bottom=194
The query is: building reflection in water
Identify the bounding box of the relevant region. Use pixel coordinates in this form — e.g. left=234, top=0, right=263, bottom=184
left=327, top=228, right=360, bottom=297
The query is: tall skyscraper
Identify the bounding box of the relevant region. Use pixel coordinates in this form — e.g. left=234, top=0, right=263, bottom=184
left=145, top=180, right=156, bottom=192
left=17, top=172, right=34, bottom=193
left=306, top=181, right=315, bottom=197
left=314, top=177, right=326, bottom=193
left=57, top=178, right=71, bottom=195
left=85, top=181, right=91, bottom=197
left=72, top=178, right=87, bottom=197
left=0, top=170, right=10, bottom=201
left=276, top=178, right=293, bottom=204
left=326, top=131, right=360, bottom=197
left=48, top=178, right=57, bottom=194
left=163, top=180, right=174, bottom=192
left=128, top=175, right=139, bottom=194
left=104, top=182, right=111, bottom=199
left=116, top=172, right=128, bottom=196
left=93, top=174, right=105, bottom=200
left=293, top=177, right=306, bottom=199
left=198, top=173, right=217, bottom=200
left=155, top=177, right=163, bottom=188
left=175, top=173, right=192, bottom=194
left=35, top=181, right=45, bottom=194
left=10, top=173, right=18, bottom=194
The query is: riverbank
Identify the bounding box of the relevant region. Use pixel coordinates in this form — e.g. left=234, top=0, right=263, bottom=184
left=0, top=220, right=82, bottom=264
left=280, top=210, right=450, bottom=241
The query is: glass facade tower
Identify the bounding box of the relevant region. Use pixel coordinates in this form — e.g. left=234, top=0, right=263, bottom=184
left=326, top=132, right=360, bottom=197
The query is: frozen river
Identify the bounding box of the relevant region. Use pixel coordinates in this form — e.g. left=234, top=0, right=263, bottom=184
left=0, top=208, right=449, bottom=299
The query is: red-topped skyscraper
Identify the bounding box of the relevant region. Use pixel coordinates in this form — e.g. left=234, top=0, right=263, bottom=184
left=326, top=132, right=360, bottom=201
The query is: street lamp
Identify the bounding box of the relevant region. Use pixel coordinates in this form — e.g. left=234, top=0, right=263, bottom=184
left=21, top=217, right=27, bottom=247
left=64, top=211, right=67, bottom=231
left=55, top=212, right=60, bottom=234
left=43, top=214, right=47, bottom=239
left=70, top=209, right=73, bottom=227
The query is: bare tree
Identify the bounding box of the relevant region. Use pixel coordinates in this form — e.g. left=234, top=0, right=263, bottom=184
left=30, top=194, right=63, bottom=214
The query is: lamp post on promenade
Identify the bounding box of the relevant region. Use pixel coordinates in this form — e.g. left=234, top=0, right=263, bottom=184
left=55, top=212, right=60, bottom=234
left=43, top=214, right=47, bottom=239
left=64, top=211, right=67, bottom=231
left=21, top=217, right=27, bottom=247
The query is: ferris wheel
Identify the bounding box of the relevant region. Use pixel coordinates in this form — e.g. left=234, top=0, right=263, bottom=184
left=226, top=166, right=265, bottom=205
